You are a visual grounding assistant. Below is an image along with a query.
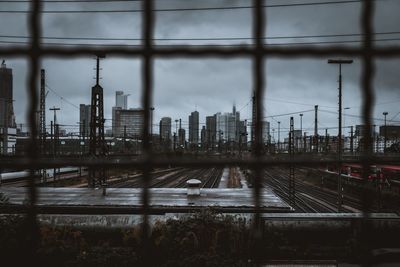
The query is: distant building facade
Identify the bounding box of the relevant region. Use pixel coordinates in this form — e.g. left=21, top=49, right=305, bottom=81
left=355, top=124, right=376, bottom=138
left=215, top=105, right=246, bottom=144
left=111, top=90, right=144, bottom=137
left=0, top=61, right=16, bottom=154
left=379, top=125, right=400, bottom=140
left=206, top=115, right=216, bottom=148
left=159, top=117, right=172, bottom=142
left=79, top=104, right=91, bottom=137
left=113, top=108, right=144, bottom=138
left=262, top=121, right=270, bottom=144
left=201, top=126, right=206, bottom=147
left=178, top=119, right=185, bottom=147
left=188, top=111, right=199, bottom=145
left=115, top=91, right=128, bottom=109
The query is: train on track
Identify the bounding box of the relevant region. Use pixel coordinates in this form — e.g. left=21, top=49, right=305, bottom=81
left=0, top=167, right=85, bottom=183
left=325, top=164, right=400, bottom=188
left=338, top=164, right=400, bottom=181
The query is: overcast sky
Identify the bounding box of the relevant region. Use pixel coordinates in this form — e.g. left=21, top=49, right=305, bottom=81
left=1, top=0, right=400, bottom=140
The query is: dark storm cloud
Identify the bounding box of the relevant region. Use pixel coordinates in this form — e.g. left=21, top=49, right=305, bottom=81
left=0, top=0, right=399, bottom=135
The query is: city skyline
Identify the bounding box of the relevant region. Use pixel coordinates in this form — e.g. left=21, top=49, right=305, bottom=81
left=4, top=58, right=400, bottom=138
left=0, top=0, right=399, bottom=137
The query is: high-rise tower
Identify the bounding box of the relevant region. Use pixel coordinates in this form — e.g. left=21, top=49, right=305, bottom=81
left=0, top=60, right=16, bottom=154
left=188, top=111, right=199, bottom=145
left=0, top=60, right=15, bottom=129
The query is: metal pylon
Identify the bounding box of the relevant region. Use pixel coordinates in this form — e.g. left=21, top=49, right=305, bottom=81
left=89, top=55, right=107, bottom=190
left=39, top=69, right=46, bottom=154
left=289, top=117, right=295, bottom=207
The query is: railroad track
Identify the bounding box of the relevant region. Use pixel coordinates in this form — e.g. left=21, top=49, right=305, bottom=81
left=264, top=167, right=366, bottom=213
left=110, top=167, right=224, bottom=188
left=264, top=171, right=324, bottom=212
left=202, top=168, right=224, bottom=188
left=110, top=168, right=186, bottom=188
left=1, top=171, right=88, bottom=187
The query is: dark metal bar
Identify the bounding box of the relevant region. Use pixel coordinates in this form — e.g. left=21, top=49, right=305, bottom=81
left=141, top=0, right=154, bottom=260
left=251, top=0, right=265, bottom=261
left=3, top=46, right=400, bottom=58
left=289, top=117, right=295, bottom=206
left=359, top=0, right=376, bottom=262
left=26, top=0, right=42, bottom=261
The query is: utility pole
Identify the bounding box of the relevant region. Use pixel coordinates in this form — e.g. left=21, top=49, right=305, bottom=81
left=150, top=107, right=155, bottom=144
left=350, top=125, right=354, bottom=154
left=383, top=111, right=388, bottom=153
left=124, top=125, right=127, bottom=153
left=49, top=106, right=60, bottom=159
left=277, top=121, right=281, bottom=153
left=325, top=128, right=329, bottom=153
left=251, top=91, right=256, bottom=152
left=299, top=114, right=303, bottom=153
left=174, top=119, right=178, bottom=151
left=49, top=106, right=60, bottom=129
left=289, top=117, right=295, bottom=207
left=83, top=119, right=86, bottom=154
left=89, top=54, right=107, bottom=194
left=314, top=105, right=318, bottom=153
left=328, top=58, right=353, bottom=212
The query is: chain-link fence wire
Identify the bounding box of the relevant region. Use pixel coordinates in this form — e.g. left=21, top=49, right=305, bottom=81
left=0, top=0, right=399, bottom=263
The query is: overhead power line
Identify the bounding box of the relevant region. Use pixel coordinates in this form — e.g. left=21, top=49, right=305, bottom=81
left=0, top=0, right=390, bottom=13
left=0, top=38, right=399, bottom=47
left=319, top=109, right=400, bottom=123
left=45, top=84, right=80, bottom=110
left=0, top=31, right=399, bottom=42
left=245, top=109, right=315, bottom=121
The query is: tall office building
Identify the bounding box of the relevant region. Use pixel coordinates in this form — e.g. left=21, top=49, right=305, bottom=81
left=200, top=126, right=206, bottom=147
left=178, top=119, right=185, bottom=147
left=215, top=105, right=243, bottom=143
left=79, top=104, right=91, bottom=137
left=0, top=60, right=15, bottom=128
left=0, top=61, right=16, bottom=154
left=262, top=121, right=270, bottom=144
left=238, top=120, right=248, bottom=145
left=113, top=108, right=144, bottom=137
left=188, top=110, right=199, bottom=144
left=206, top=115, right=216, bottom=148
left=355, top=124, right=375, bottom=138
left=115, top=91, right=128, bottom=109
left=159, top=117, right=172, bottom=142
left=112, top=90, right=130, bottom=136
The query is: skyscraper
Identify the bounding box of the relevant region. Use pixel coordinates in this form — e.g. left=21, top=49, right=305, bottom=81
left=159, top=117, right=172, bottom=142
left=206, top=115, right=216, bottom=148
left=112, top=90, right=130, bottom=136
left=188, top=110, right=199, bottom=145
left=113, top=108, right=144, bottom=138
left=79, top=104, right=91, bottom=137
left=115, top=91, right=128, bottom=109
left=262, top=121, right=271, bottom=144
left=0, top=60, right=16, bottom=154
left=201, top=126, right=206, bottom=148
left=215, top=107, right=239, bottom=142
left=178, top=119, right=185, bottom=147
left=0, top=60, right=15, bottom=129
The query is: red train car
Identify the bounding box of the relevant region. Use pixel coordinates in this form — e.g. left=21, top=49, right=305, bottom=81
left=378, top=165, right=400, bottom=183
left=341, top=163, right=380, bottom=180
